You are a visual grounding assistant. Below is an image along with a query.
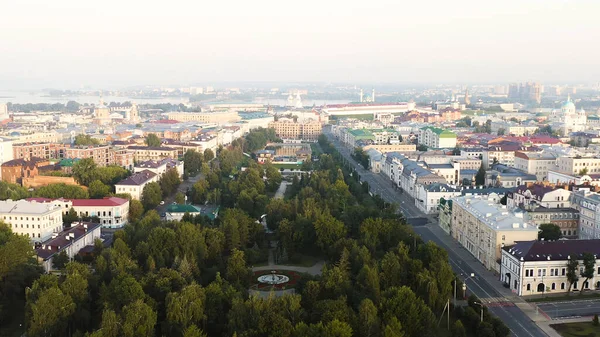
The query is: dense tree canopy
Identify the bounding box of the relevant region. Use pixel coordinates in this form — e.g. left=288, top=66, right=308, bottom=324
left=33, top=183, right=89, bottom=199
left=7, top=133, right=511, bottom=337
left=74, top=134, right=100, bottom=146
left=146, top=133, right=162, bottom=147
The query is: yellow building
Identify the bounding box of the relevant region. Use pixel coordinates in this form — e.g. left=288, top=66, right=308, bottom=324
left=268, top=118, right=322, bottom=141
left=451, top=194, right=539, bottom=272
left=166, top=111, right=240, bottom=124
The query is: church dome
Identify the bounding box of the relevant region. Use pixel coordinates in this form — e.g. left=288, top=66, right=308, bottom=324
left=561, top=95, right=576, bottom=114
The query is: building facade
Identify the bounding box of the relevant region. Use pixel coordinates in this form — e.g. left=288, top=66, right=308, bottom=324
left=451, top=194, right=539, bottom=272
left=115, top=169, right=159, bottom=200
left=501, top=240, right=600, bottom=296
left=0, top=199, right=63, bottom=243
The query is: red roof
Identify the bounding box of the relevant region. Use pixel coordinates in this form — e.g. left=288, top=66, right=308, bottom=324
left=27, top=197, right=128, bottom=207
left=72, top=197, right=128, bottom=207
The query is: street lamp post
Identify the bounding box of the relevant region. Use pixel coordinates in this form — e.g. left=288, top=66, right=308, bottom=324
left=473, top=302, right=484, bottom=322
left=462, top=273, right=476, bottom=299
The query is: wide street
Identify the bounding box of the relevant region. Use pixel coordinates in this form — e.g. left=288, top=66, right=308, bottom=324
left=325, top=132, right=549, bottom=337
left=537, top=299, right=600, bottom=319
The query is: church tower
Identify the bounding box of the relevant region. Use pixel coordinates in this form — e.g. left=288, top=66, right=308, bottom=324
left=129, top=103, right=140, bottom=123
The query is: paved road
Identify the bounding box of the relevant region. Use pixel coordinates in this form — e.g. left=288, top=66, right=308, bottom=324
left=325, top=132, right=548, bottom=337
left=156, top=174, right=203, bottom=215
left=538, top=299, right=600, bottom=319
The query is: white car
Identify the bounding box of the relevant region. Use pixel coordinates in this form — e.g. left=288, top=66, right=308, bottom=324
left=159, top=201, right=165, bottom=205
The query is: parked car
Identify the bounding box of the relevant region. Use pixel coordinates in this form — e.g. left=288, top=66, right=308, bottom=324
left=160, top=201, right=165, bottom=205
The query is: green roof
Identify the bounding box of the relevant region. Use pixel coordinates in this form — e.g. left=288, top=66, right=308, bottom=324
left=421, top=126, right=456, bottom=138
left=59, top=158, right=80, bottom=167
left=348, top=129, right=375, bottom=140
left=166, top=204, right=202, bottom=213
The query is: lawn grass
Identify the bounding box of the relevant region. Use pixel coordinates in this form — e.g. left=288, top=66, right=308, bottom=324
left=527, top=292, right=600, bottom=303
left=272, top=163, right=303, bottom=170
left=551, top=322, right=600, bottom=337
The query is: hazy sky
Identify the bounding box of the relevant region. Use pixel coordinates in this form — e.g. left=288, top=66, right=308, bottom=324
left=1, top=0, right=598, bottom=89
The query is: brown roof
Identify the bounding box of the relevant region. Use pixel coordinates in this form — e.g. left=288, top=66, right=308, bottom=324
left=504, top=240, right=600, bottom=262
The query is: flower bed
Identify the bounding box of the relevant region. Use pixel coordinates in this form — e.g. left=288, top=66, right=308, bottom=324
left=252, top=269, right=302, bottom=290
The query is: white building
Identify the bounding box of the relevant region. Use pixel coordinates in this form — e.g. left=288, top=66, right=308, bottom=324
left=572, top=190, right=600, bottom=239
left=0, top=199, right=63, bottom=243
left=507, top=183, right=572, bottom=210
left=416, top=183, right=461, bottom=214
left=451, top=194, right=539, bottom=272
left=501, top=240, right=600, bottom=296
left=550, top=95, right=587, bottom=136
left=513, top=151, right=558, bottom=181
left=35, top=222, right=102, bottom=272
left=135, top=158, right=184, bottom=178
left=115, top=170, right=159, bottom=200
left=418, top=126, right=457, bottom=149
left=29, top=197, right=130, bottom=229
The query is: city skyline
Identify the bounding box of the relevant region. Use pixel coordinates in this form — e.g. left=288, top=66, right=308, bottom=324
left=1, top=0, right=599, bottom=89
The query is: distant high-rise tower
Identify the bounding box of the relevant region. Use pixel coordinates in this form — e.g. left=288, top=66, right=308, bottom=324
left=464, top=88, right=471, bottom=105
left=371, top=89, right=375, bottom=103
left=360, top=89, right=364, bottom=103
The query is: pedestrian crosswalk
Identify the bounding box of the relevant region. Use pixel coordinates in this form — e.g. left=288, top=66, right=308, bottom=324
left=479, top=297, right=516, bottom=307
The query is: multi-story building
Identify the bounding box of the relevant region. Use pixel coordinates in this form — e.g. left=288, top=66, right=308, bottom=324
left=161, top=139, right=204, bottom=157
left=507, top=183, right=572, bottom=209
left=0, top=199, right=63, bottom=243
left=65, top=145, right=114, bottom=167
left=525, top=207, right=579, bottom=238
left=134, top=158, right=184, bottom=178
left=115, top=170, right=159, bottom=200
left=28, top=197, right=130, bottom=229
left=268, top=119, right=322, bottom=141
left=501, top=240, right=600, bottom=296
left=35, top=222, right=102, bottom=272
left=418, top=126, right=457, bottom=149
left=461, top=147, right=485, bottom=160
left=482, top=144, right=540, bottom=169
left=514, top=151, right=558, bottom=181
left=166, top=111, right=241, bottom=124
left=126, top=146, right=179, bottom=162
left=113, top=149, right=134, bottom=170
left=556, top=156, right=600, bottom=175
left=572, top=190, right=600, bottom=239
left=13, top=131, right=64, bottom=144
left=416, top=183, right=461, bottom=214
left=451, top=194, right=539, bottom=272
left=485, top=164, right=537, bottom=188
left=13, top=142, right=66, bottom=161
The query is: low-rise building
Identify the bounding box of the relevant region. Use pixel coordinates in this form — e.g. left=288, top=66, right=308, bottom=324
left=134, top=158, right=184, bottom=178
left=35, top=222, right=102, bottom=272
left=115, top=170, right=159, bottom=200
left=416, top=183, right=461, bottom=214
left=0, top=199, right=63, bottom=243
left=1, top=158, right=52, bottom=185
left=501, top=240, right=600, bottom=296
left=451, top=194, right=539, bottom=272
left=29, top=197, right=130, bottom=229
left=126, top=146, right=179, bottom=162
left=486, top=164, right=537, bottom=188
left=166, top=110, right=241, bottom=124
left=507, top=183, right=572, bottom=209
left=556, top=156, right=600, bottom=175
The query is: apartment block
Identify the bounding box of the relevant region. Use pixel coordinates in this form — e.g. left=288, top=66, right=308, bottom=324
left=451, top=194, right=538, bottom=272
left=0, top=199, right=63, bottom=243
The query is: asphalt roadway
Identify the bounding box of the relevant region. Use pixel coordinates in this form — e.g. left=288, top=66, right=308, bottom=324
left=325, top=133, right=548, bottom=337
left=537, top=299, right=600, bottom=319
